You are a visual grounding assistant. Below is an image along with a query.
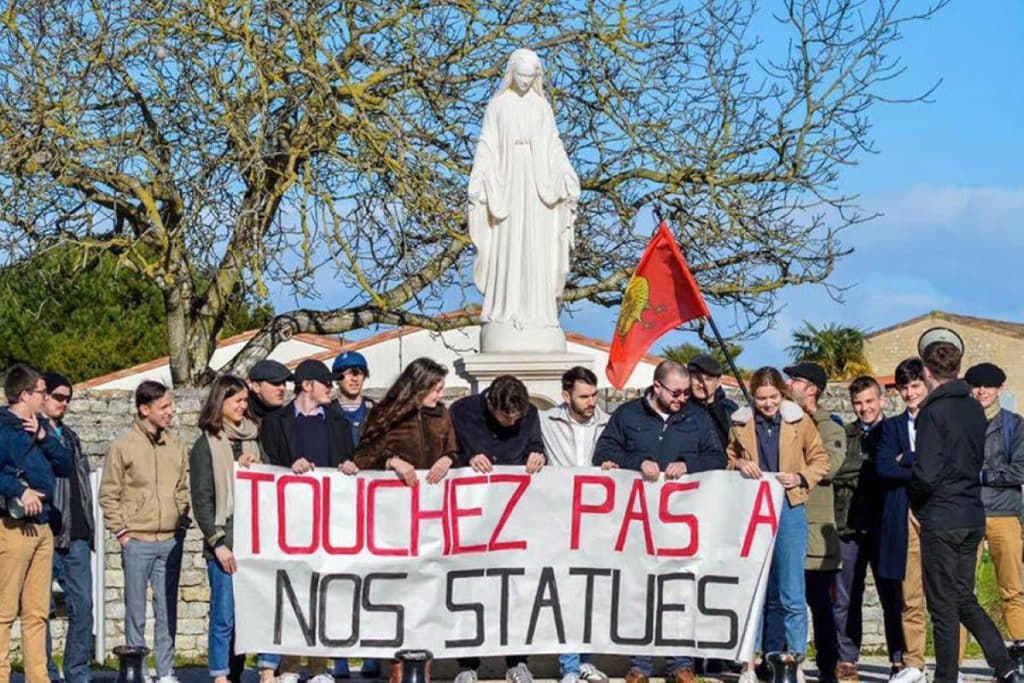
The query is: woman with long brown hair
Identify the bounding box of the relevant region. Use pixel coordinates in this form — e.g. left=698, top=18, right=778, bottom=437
left=728, top=367, right=829, bottom=683
left=189, top=375, right=263, bottom=683
left=353, top=357, right=457, bottom=485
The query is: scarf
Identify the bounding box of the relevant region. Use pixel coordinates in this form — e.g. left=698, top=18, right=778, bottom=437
left=206, top=417, right=261, bottom=538
left=985, top=401, right=1001, bottom=422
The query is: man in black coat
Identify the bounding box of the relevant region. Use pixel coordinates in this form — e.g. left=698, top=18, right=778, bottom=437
left=687, top=354, right=739, bottom=449
left=910, top=335, right=1016, bottom=683
left=260, top=359, right=356, bottom=473
left=447, top=375, right=545, bottom=683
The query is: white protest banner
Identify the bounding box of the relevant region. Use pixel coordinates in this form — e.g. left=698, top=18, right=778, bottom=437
left=233, top=465, right=783, bottom=661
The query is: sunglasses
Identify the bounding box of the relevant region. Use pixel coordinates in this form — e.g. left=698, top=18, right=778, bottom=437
left=49, top=393, right=72, bottom=403
left=654, top=380, right=687, bottom=399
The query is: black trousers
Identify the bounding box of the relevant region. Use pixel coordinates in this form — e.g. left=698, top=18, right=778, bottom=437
left=806, top=569, right=840, bottom=683
left=457, top=656, right=528, bottom=671
left=920, top=526, right=1011, bottom=683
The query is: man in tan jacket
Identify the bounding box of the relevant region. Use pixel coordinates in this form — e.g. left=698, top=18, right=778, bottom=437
left=99, top=381, right=189, bottom=683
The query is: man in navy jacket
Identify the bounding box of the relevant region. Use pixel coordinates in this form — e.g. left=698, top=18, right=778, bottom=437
left=874, top=358, right=928, bottom=683
left=593, top=360, right=725, bottom=683
left=0, top=364, right=72, bottom=683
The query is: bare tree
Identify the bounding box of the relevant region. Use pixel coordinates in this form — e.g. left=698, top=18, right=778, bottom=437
left=0, top=0, right=943, bottom=384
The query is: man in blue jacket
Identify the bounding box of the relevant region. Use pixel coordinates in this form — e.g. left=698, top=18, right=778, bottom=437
left=874, top=358, right=929, bottom=683
left=0, top=364, right=72, bottom=683
left=593, top=359, right=726, bottom=683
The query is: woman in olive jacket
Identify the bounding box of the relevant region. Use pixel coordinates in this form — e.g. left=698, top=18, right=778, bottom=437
left=727, top=367, right=830, bottom=683
left=189, top=375, right=264, bottom=683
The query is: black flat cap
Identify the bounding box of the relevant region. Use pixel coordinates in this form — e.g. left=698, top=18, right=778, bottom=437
left=784, top=362, right=828, bottom=393
left=292, top=359, right=333, bottom=385
left=688, top=353, right=724, bottom=377
left=248, top=359, right=293, bottom=383
left=964, top=362, right=1006, bottom=388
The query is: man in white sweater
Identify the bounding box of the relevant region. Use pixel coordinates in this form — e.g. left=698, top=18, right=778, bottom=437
left=539, top=366, right=611, bottom=683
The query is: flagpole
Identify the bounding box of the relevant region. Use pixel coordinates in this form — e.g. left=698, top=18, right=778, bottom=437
left=654, top=205, right=752, bottom=406
left=705, top=315, right=753, bottom=406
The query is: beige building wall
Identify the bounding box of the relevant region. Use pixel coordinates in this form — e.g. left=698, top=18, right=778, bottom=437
left=864, top=313, right=1024, bottom=410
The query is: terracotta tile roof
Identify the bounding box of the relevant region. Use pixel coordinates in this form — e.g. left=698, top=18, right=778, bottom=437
left=75, top=330, right=341, bottom=390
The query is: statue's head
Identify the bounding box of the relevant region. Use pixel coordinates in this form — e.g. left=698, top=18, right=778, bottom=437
left=502, top=48, right=543, bottom=97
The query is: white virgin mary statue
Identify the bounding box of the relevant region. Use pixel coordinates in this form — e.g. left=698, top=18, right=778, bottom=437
left=468, top=48, right=580, bottom=349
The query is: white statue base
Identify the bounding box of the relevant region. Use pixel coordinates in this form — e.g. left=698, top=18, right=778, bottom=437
left=455, top=351, right=594, bottom=409
left=478, top=320, right=567, bottom=353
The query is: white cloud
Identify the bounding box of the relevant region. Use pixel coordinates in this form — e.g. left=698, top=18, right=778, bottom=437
left=866, top=184, right=1024, bottom=233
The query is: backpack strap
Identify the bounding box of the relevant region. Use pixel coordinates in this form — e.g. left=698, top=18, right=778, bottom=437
left=1002, top=409, right=1016, bottom=463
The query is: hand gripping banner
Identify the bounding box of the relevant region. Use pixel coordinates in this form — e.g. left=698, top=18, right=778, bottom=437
left=232, top=466, right=783, bottom=660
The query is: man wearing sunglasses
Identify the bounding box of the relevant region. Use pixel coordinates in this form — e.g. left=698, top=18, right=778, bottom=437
left=593, top=359, right=726, bottom=683
left=40, top=374, right=95, bottom=683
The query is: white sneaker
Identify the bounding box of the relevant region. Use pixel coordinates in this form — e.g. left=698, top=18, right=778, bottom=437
left=739, top=669, right=759, bottom=683
left=454, top=670, right=479, bottom=683
left=891, top=667, right=927, bottom=683
left=560, top=674, right=581, bottom=683
left=277, top=674, right=300, bottom=683
left=309, top=675, right=335, bottom=683
left=506, top=663, right=534, bottom=683
left=156, top=676, right=180, bottom=683
left=579, top=664, right=609, bottom=683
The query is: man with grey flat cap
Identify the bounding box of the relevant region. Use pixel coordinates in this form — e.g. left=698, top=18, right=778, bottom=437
left=687, top=354, right=738, bottom=449
left=965, top=361, right=1024, bottom=642
left=246, top=360, right=292, bottom=423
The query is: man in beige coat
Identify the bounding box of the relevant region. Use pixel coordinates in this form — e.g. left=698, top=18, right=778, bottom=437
left=99, top=381, right=189, bottom=683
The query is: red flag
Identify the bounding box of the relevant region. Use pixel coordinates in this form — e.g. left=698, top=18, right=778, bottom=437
left=605, top=221, right=710, bottom=389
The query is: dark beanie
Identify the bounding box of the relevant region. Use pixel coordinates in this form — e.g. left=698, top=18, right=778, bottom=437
left=43, top=372, right=73, bottom=398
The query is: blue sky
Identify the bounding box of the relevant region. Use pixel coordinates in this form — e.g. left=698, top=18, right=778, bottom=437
left=564, top=0, right=1024, bottom=368
left=271, top=2, right=1023, bottom=370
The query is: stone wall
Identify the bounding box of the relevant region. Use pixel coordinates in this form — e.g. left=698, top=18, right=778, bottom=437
left=25, top=383, right=893, bottom=663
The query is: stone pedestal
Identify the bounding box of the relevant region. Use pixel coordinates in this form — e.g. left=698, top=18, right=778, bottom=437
left=455, top=351, right=593, bottom=408
left=478, top=321, right=567, bottom=353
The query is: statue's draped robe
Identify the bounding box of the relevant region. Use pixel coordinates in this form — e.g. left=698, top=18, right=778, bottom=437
left=468, top=89, right=580, bottom=329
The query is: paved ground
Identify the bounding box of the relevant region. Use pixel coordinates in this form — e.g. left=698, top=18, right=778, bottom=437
left=7, top=656, right=1000, bottom=683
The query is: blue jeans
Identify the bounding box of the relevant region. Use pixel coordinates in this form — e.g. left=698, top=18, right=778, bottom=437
left=257, top=653, right=280, bottom=671
left=760, top=499, right=809, bottom=655
left=629, top=655, right=693, bottom=676
left=207, top=559, right=245, bottom=679
left=559, top=653, right=595, bottom=676
left=45, top=539, right=93, bottom=683
left=332, top=658, right=380, bottom=677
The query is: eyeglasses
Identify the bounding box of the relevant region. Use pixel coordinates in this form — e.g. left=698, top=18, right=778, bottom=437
left=48, top=393, right=71, bottom=403
left=655, top=381, right=687, bottom=399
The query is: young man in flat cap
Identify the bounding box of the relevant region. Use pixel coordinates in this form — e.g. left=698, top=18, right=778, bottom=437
left=965, top=362, right=1024, bottom=642
left=687, top=354, right=738, bottom=450
left=246, top=360, right=293, bottom=423
left=259, top=359, right=356, bottom=683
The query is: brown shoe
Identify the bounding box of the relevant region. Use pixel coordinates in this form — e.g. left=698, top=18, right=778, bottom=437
left=625, top=671, right=650, bottom=683
left=669, top=667, right=697, bottom=683
left=836, top=661, right=859, bottom=683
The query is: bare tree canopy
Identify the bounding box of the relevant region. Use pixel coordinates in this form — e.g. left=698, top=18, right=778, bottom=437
left=0, top=0, right=943, bottom=384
